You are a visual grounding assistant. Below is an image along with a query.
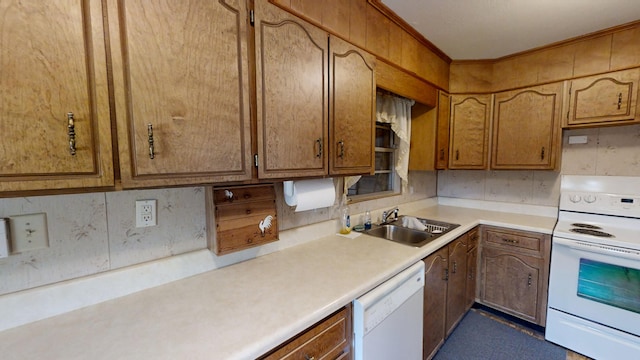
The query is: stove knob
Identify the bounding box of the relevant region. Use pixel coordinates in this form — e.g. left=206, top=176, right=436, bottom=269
left=569, top=194, right=582, bottom=203
left=584, top=194, right=597, bottom=203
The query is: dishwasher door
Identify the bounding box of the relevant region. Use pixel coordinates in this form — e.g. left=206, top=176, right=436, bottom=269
left=353, top=261, right=425, bottom=360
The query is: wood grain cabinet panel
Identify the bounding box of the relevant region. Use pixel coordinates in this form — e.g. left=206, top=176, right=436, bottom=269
left=435, top=91, right=451, bottom=169
left=478, top=226, right=550, bottom=326
left=449, top=94, right=492, bottom=169
left=423, top=230, right=475, bottom=360
left=491, top=83, right=562, bottom=169
left=329, top=36, right=376, bottom=175
left=254, top=0, right=329, bottom=179
left=564, top=68, right=640, bottom=128
left=0, top=0, right=113, bottom=193
left=465, top=227, right=479, bottom=309
left=445, top=235, right=468, bottom=337
left=108, top=0, right=253, bottom=187
left=259, top=305, right=352, bottom=360
left=423, top=247, right=448, bottom=360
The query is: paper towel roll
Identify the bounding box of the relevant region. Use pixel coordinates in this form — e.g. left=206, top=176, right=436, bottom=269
left=283, top=178, right=335, bottom=212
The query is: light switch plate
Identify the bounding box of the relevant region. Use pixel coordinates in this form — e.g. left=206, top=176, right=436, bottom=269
left=9, top=213, right=49, bottom=253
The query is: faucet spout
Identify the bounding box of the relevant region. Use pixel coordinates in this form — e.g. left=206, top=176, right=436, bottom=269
left=381, top=206, right=399, bottom=224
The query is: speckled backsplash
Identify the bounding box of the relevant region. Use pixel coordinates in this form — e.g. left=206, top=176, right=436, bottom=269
left=0, top=171, right=437, bottom=296
left=438, top=124, right=640, bottom=207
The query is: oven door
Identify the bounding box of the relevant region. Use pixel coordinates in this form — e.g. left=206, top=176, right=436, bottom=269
left=548, top=237, right=640, bottom=336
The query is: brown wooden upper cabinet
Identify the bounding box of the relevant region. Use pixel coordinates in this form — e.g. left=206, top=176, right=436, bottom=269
left=0, top=0, right=114, bottom=193
left=491, top=83, right=563, bottom=170
left=329, top=36, right=376, bottom=176
left=108, top=0, right=253, bottom=188
left=564, top=68, right=640, bottom=128
left=448, top=94, right=492, bottom=169
left=255, top=0, right=375, bottom=179
left=435, top=91, right=451, bottom=170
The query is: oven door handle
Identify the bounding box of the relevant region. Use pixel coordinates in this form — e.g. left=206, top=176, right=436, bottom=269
left=554, top=237, right=640, bottom=261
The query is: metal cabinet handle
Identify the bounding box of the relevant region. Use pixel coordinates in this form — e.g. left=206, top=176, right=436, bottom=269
left=439, top=148, right=445, bottom=160
left=455, top=149, right=459, bottom=161
left=338, top=140, right=345, bottom=158
left=148, top=124, right=155, bottom=159
left=452, top=260, right=457, bottom=274
left=67, top=112, right=76, bottom=155
left=315, top=138, right=323, bottom=158
left=618, top=93, right=623, bottom=109
left=527, top=273, right=532, bottom=287
left=443, top=268, right=449, bottom=281
left=304, top=356, right=315, bottom=360
left=540, top=146, right=545, bottom=160
left=502, top=238, right=519, bottom=244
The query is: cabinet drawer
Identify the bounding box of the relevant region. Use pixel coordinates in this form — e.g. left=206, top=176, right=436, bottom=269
left=213, top=184, right=275, bottom=204
left=484, top=228, right=543, bottom=253
left=260, top=306, right=352, bottom=360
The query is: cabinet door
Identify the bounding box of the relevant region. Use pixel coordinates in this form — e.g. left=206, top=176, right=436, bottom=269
left=0, top=0, right=113, bottom=192
left=435, top=91, right=451, bottom=169
left=449, top=94, right=491, bottom=169
left=255, top=0, right=329, bottom=179
left=329, top=35, right=376, bottom=176
left=565, top=68, right=640, bottom=128
left=465, top=246, right=478, bottom=310
left=480, top=247, right=541, bottom=323
left=108, top=0, right=253, bottom=187
left=445, top=235, right=468, bottom=336
left=423, top=247, right=448, bottom=360
left=491, top=83, right=562, bottom=169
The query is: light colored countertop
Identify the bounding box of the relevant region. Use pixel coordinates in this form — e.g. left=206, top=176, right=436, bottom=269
left=0, top=204, right=557, bottom=360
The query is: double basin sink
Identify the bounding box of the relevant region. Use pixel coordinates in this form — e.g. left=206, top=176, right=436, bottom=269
left=364, top=215, right=460, bottom=247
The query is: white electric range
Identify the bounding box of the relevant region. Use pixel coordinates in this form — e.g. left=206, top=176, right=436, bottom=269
left=546, top=175, right=640, bottom=360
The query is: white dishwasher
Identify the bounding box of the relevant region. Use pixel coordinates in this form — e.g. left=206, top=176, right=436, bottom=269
left=353, top=261, right=425, bottom=360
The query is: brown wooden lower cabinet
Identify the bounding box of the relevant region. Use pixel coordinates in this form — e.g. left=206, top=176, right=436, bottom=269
left=423, top=228, right=477, bottom=359
left=259, top=305, right=352, bottom=360
left=478, top=226, right=550, bottom=326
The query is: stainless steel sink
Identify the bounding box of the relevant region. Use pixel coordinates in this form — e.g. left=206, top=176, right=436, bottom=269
left=364, top=216, right=459, bottom=247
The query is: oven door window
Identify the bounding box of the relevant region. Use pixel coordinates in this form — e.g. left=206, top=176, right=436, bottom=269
left=578, top=258, right=640, bottom=314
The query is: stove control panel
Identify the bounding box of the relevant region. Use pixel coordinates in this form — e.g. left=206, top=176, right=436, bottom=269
left=561, top=191, right=640, bottom=217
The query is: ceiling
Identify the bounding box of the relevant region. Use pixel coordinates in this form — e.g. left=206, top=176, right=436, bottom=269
left=381, top=0, right=640, bottom=60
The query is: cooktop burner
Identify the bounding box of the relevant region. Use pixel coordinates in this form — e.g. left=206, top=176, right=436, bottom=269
left=569, top=228, right=614, bottom=237
left=571, top=223, right=602, bottom=230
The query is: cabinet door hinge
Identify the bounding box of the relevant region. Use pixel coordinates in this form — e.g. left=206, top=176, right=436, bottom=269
left=249, top=9, right=255, bottom=26
left=254, top=154, right=259, bottom=167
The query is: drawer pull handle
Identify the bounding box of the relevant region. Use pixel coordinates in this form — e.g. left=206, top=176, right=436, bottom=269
left=315, top=138, right=323, bottom=158
left=618, top=93, right=622, bottom=109
left=527, top=273, right=532, bottom=287
left=455, top=149, right=459, bottom=161
left=452, top=260, right=457, bottom=274
left=439, top=148, right=445, bottom=160
left=503, top=238, right=519, bottom=244
left=147, top=123, right=155, bottom=159
left=67, top=112, right=76, bottom=155
left=540, top=146, right=545, bottom=160
left=338, top=140, right=345, bottom=158
left=305, top=356, right=315, bottom=360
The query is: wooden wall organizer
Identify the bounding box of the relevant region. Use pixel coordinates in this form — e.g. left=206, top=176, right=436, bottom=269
left=206, top=184, right=278, bottom=255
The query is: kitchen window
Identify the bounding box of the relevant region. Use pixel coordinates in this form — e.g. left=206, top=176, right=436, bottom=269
left=347, top=122, right=400, bottom=199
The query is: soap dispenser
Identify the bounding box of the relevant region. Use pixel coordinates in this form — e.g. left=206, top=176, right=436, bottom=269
left=339, top=196, right=351, bottom=234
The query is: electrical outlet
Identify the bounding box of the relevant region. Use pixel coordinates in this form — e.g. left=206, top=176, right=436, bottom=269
left=136, top=199, right=157, bottom=228
left=9, top=213, right=49, bottom=253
